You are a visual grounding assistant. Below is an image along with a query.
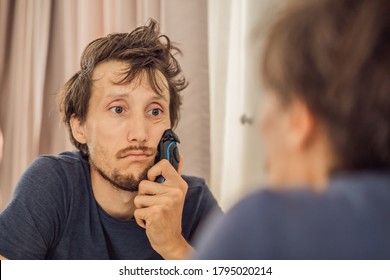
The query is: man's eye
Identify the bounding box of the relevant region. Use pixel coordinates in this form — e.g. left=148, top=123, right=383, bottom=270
left=148, top=108, right=163, bottom=116
left=110, top=106, right=124, bottom=114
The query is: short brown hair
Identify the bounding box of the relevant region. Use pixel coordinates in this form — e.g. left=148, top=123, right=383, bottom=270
left=262, top=0, right=390, bottom=171
left=58, top=19, right=188, bottom=157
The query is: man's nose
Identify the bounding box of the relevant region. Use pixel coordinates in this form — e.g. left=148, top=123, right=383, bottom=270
left=127, top=114, right=148, bottom=143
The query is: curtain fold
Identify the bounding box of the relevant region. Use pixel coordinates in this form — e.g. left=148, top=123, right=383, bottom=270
left=162, top=0, right=211, bottom=188
left=0, top=0, right=52, bottom=210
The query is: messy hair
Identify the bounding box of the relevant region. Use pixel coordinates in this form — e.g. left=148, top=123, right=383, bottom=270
left=58, top=19, right=188, bottom=157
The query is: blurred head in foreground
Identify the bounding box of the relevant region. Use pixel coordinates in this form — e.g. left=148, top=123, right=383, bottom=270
left=260, top=0, right=390, bottom=191
left=193, top=0, right=390, bottom=260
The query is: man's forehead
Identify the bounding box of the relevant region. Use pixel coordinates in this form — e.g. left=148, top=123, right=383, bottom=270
left=92, top=60, right=170, bottom=98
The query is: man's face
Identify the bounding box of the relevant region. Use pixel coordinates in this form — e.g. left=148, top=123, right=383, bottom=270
left=259, top=91, right=292, bottom=186
left=80, top=60, right=171, bottom=192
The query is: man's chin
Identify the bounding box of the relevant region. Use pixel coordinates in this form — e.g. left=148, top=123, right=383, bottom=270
left=123, top=160, right=154, bottom=176
left=91, top=161, right=152, bottom=193
left=113, top=169, right=150, bottom=192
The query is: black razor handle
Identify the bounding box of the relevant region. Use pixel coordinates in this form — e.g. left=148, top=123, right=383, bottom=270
left=155, top=129, right=180, bottom=183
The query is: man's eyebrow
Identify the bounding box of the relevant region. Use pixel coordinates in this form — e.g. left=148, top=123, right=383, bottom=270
left=103, top=92, right=169, bottom=102
left=104, top=93, right=130, bottom=99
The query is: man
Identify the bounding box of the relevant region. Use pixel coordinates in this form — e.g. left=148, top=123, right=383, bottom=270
left=194, top=0, right=390, bottom=259
left=0, top=19, right=220, bottom=260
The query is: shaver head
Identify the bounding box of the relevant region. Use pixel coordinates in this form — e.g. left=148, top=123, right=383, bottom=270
left=155, top=129, right=180, bottom=183
left=155, top=129, right=180, bottom=169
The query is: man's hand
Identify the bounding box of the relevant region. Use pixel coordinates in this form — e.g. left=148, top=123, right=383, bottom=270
left=133, top=158, right=192, bottom=259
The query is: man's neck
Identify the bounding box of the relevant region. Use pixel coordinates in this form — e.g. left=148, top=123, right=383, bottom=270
left=283, top=133, right=335, bottom=192
left=90, top=167, right=137, bottom=220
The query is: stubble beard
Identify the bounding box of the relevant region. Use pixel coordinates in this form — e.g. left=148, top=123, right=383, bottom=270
left=89, top=145, right=156, bottom=192
left=90, top=160, right=152, bottom=192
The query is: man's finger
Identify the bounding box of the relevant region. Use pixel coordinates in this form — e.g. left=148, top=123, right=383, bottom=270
left=134, top=193, right=160, bottom=208
left=134, top=208, right=147, bottom=228
left=138, top=180, right=168, bottom=196
left=147, top=159, right=180, bottom=183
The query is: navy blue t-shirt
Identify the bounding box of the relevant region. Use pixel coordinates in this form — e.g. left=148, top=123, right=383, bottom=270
left=194, top=172, right=390, bottom=259
left=0, top=151, right=220, bottom=259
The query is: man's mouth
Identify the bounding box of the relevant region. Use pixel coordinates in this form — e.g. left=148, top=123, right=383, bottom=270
left=116, top=146, right=156, bottom=160
left=121, top=152, right=153, bottom=160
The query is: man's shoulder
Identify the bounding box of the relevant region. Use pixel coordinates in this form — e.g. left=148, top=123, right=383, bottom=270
left=31, top=150, right=88, bottom=173
left=229, top=175, right=390, bottom=233
left=232, top=187, right=334, bottom=220
left=21, top=151, right=89, bottom=189
left=15, top=151, right=87, bottom=189
left=181, top=175, right=212, bottom=202
left=196, top=189, right=330, bottom=258
left=230, top=188, right=304, bottom=216
left=196, top=175, right=390, bottom=259
left=181, top=175, right=221, bottom=214
left=37, top=150, right=86, bottom=165
left=182, top=175, right=207, bottom=189
left=243, top=172, right=390, bottom=216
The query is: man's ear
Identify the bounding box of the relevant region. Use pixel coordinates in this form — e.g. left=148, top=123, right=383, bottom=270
left=287, top=97, right=316, bottom=150
left=70, top=114, right=87, bottom=144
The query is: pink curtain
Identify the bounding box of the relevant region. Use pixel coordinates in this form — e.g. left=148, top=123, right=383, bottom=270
left=0, top=0, right=210, bottom=211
